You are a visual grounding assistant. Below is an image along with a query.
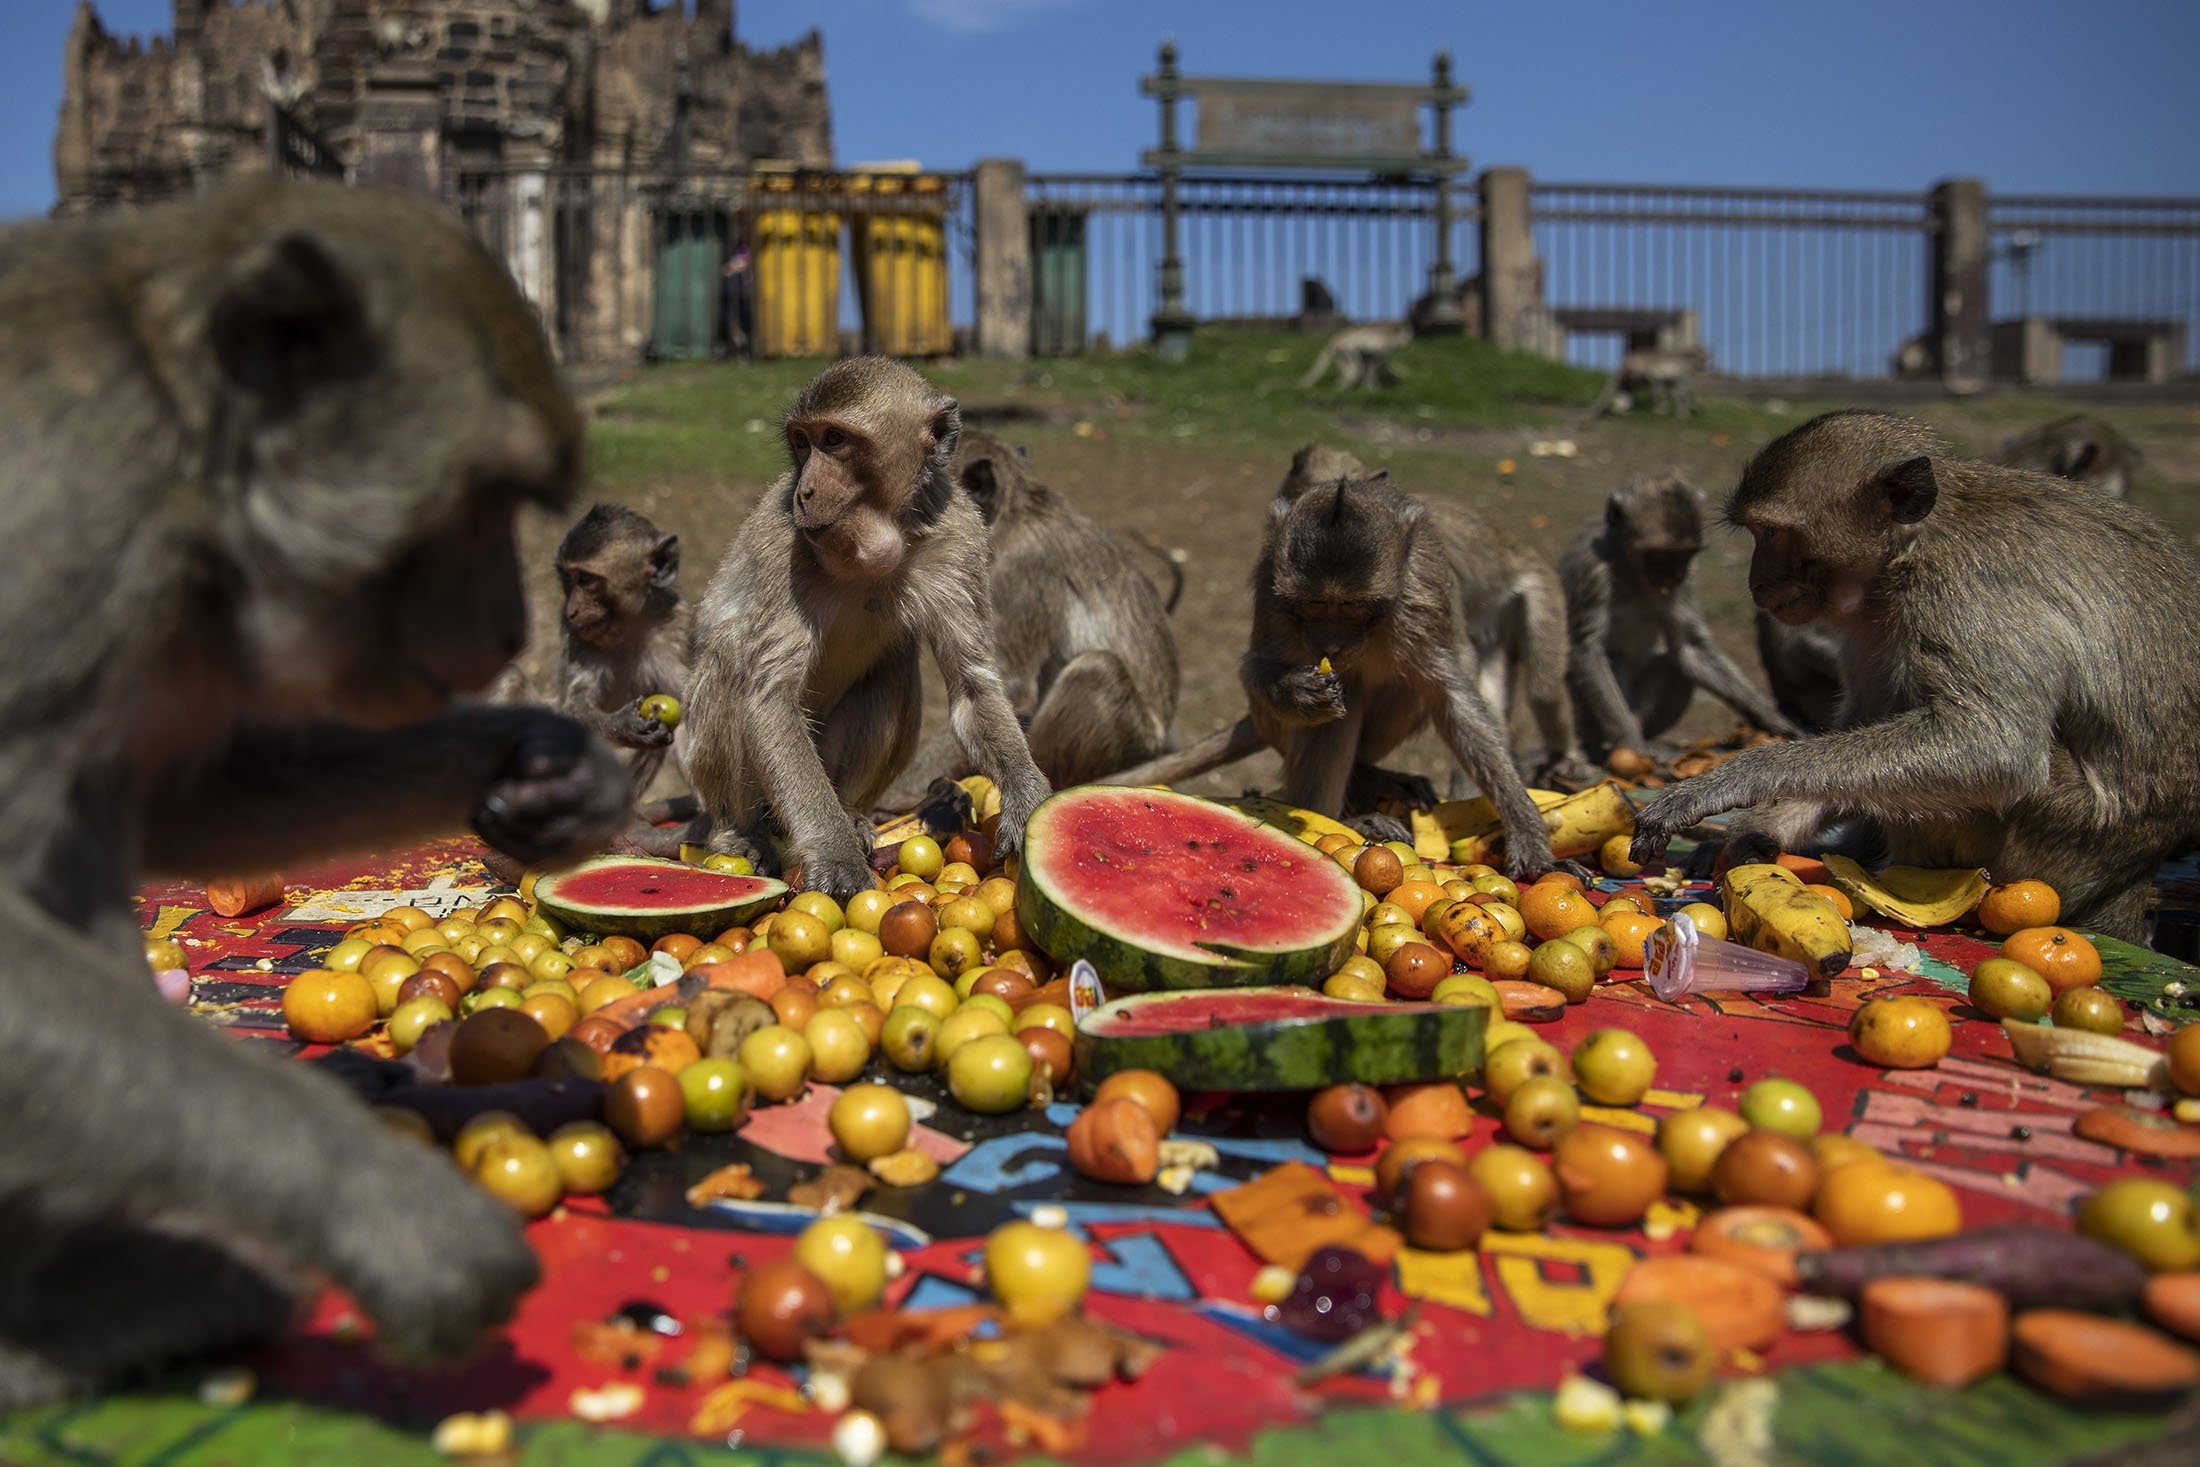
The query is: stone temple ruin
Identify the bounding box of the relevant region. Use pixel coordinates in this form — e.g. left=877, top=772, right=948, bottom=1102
left=56, top=1, right=834, bottom=361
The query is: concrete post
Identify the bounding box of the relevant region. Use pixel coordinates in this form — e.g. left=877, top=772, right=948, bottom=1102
left=1929, top=178, right=1989, bottom=394
left=1477, top=167, right=1540, bottom=353
left=353, top=61, right=442, bottom=196
left=973, top=158, right=1030, bottom=361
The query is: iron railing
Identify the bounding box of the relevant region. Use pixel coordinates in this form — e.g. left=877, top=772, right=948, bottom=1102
left=1987, top=194, right=2200, bottom=379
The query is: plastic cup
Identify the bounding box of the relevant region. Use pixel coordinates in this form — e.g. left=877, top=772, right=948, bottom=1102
left=1643, top=911, right=1809, bottom=1003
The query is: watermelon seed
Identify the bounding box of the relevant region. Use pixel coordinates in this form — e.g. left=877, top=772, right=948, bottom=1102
left=640, top=886, right=661, bottom=895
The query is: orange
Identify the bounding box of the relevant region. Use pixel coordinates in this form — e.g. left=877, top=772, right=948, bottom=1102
left=281, top=968, right=378, bottom=1044
left=1848, top=994, right=1953, bottom=1069
left=1384, top=1080, right=1475, bottom=1141
left=1539, top=870, right=1588, bottom=896
left=1999, top=926, right=2102, bottom=995
left=652, top=932, right=704, bottom=961
left=601, top=1025, right=703, bottom=1082
left=1518, top=880, right=1596, bottom=942
left=1812, top=1134, right=1883, bottom=1175
left=1602, top=912, right=1667, bottom=969
left=1387, top=879, right=1449, bottom=924
left=2171, top=1026, right=2200, bottom=1098
left=1813, top=1162, right=1961, bottom=1246
left=1977, top=879, right=2062, bottom=936
left=1805, top=884, right=1855, bottom=921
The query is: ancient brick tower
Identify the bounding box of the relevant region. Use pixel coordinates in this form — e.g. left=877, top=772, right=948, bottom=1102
left=54, top=1, right=832, bottom=214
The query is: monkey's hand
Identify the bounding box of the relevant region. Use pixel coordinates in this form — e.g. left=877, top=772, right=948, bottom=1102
left=324, top=1127, right=540, bottom=1363
left=612, top=701, right=677, bottom=751
left=472, top=711, right=630, bottom=866
left=1628, top=781, right=1727, bottom=867
left=792, top=845, right=878, bottom=907
left=1271, top=666, right=1348, bottom=725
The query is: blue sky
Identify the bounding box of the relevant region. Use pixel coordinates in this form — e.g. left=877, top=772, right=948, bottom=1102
left=5, top=0, right=2197, bottom=218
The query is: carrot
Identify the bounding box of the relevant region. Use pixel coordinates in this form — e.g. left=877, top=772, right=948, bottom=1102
left=1611, top=1254, right=1784, bottom=1352
left=1692, top=1206, right=1833, bottom=1287
left=2011, top=1309, right=2200, bottom=1409
left=1859, top=1278, right=2009, bottom=1388
left=1492, top=979, right=1566, bottom=1022
left=589, top=950, right=784, bottom=1031
left=206, top=873, right=285, bottom=917
left=2144, top=1273, right=2200, bottom=1343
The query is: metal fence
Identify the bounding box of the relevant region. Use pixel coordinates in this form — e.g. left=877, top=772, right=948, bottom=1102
left=1528, top=183, right=1932, bottom=380
left=1987, top=194, right=2200, bottom=381
left=1025, top=173, right=1471, bottom=351
left=450, top=167, right=975, bottom=366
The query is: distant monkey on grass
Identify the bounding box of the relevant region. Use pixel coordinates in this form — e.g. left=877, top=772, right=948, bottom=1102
left=1999, top=414, right=2139, bottom=500
left=1591, top=345, right=1709, bottom=418
left=1302, top=321, right=1413, bottom=391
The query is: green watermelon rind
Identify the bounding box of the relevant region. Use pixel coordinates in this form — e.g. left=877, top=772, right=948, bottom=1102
left=532, top=856, right=787, bottom=941
left=1074, top=986, right=1488, bottom=1092
left=1014, top=787, right=1361, bottom=993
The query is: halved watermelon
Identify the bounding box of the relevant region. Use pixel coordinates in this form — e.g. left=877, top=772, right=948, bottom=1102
left=1014, top=786, right=1361, bottom=991
left=1075, top=986, right=1487, bottom=1091
left=532, top=856, right=786, bottom=940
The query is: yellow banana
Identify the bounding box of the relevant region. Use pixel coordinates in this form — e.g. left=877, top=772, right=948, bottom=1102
left=1440, top=782, right=1636, bottom=866
left=1821, top=854, right=1987, bottom=929
left=1218, top=795, right=1362, bottom=848
left=1723, top=863, right=1852, bottom=978
left=956, top=774, right=1002, bottom=823
left=869, top=812, right=926, bottom=849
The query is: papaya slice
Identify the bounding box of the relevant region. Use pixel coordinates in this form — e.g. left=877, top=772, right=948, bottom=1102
left=1692, top=1206, right=1833, bottom=1286
left=2012, top=1309, right=2200, bottom=1409
left=2144, top=1273, right=2200, bottom=1343
left=1611, top=1254, right=1783, bottom=1352
left=1859, top=1278, right=2009, bottom=1388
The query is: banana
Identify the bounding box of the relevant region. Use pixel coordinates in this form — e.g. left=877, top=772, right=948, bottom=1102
left=1217, top=795, right=1361, bottom=848
left=869, top=812, right=927, bottom=850
left=956, top=774, right=1002, bottom=823
left=1437, top=782, right=1636, bottom=866
left=2002, top=1020, right=2170, bottom=1090
left=1722, top=863, right=1852, bottom=978
left=1822, top=854, right=1987, bottom=929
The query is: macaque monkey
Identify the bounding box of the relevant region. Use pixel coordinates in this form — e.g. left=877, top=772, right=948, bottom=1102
left=680, top=359, right=1051, bottom=902
left=1755, top=613, right=1845, bottom=735
left=0, top=177, right=629, bottom=1406
left=1561, top=472, right=1799, bottom=752
left=1301, top=321, right=1413, bottom=391
left=891, top=431, right=1179, bottom=797
left=1591, top=345, right=1708, bottom=417
left=2000, top=414, right=2138, bottom=500
left=1239, top=463, right=1573, bottom=876
left=1631, top=411, right=2200, bottom=941
left=553, top=503, right=691, bottom=802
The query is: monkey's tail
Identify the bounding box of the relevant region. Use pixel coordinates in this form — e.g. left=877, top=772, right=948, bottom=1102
left=1130, top=530, right=1189, bottom=614
left=1098, top=716, right=1262, bottom=788
left=1299, top=342, right=1336, bottom=389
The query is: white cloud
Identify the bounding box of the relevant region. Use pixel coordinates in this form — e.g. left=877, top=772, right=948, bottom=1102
left=905, top=0, right=1090, bottom=35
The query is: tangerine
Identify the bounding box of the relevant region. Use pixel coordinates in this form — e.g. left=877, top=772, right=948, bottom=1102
left=1998, top=926, right=2102, bottom=995
left=1812, top=1162, right=1961, bottom=1246
left=1977, top=879, right=2062, bottom=936
left=652, top=932, right=703, bottom=962
left=281, top=968, right=377, bottom=1044
left=1384, top=1080, right=1475, bottom=1141
left=1805, top=884, right=1855, bottom=921
left=1847, top=994, right=1953, bottom=1070
left=1518, top=880, right=1596, bottom=942
left=1387, top=879, right=1448, bottom=924
left=1602, top=912, right=1667, bottom=969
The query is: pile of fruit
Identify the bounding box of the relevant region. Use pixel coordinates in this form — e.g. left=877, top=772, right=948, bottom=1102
left=145, top=777, right=2200, bottom=1453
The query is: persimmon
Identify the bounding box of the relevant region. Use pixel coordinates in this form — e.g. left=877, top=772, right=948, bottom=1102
left=1518, top=880, right=1596, bottom=942
left=1977, top=879, right=2062, bottom=936
left=1999, top=926, right=2102, bottom=995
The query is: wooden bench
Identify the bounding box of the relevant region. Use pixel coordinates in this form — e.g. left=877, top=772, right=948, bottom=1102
left=1991, top=315, right=2188, bottom=385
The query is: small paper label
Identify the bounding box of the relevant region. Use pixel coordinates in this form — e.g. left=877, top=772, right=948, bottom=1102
left=1067, top=959, right=1104, bottom=1026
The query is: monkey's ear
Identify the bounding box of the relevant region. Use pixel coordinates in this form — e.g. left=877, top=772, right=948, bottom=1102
left=927, top=398, right=962, bottom=468
left=963, top=459, right=1002, bottom=523
left=649, top=533, right=680, bottom=590
left=1877, top=456, right=1939, bottom=525
left=1605, top=492, right=1629, bottom=532
left=2063, top=442, right=2099, bottom=478
left=1397, top=501, right=1427, bottom=540
left=1365, top=468, right=1389, bottom=483
left=208, top=233, right=370, bottom=398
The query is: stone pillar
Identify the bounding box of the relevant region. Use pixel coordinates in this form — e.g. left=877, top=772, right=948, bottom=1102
left=1929, top=178, right=1989, bottom=394
left=1478, top=167, right=1542, bottom=354
left=353, top=61, right=441, bottom=196
left=973, top=158, right=1030, bottom=361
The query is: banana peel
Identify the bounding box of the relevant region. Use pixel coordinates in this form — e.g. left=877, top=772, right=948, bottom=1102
left=1820, top=854, right=1986, bottom=929
left=1723, top=863, right=1852, bottom=978
left=1432, top=782, right=1636, bottom=866
left=1218, top=796, right=1362, bottom=848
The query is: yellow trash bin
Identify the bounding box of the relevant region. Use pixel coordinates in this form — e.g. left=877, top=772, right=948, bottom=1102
left=849, top=168, right=952, bottom=357
left=748, top=171, right=841, bottom=359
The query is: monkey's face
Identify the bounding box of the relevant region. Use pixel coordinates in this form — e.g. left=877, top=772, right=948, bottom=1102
left=203, top=201, right=580, bottom=724
left=560, top=558, right=631, bottom=646
left=1636, top=545, right=1698, bottom=596
left=1286, top=595, right=1391, bottom=665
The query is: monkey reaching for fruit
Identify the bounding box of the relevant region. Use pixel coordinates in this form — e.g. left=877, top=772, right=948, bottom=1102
left=1560, top=471, right=1799, bottom=754
left=680, top=359, right=1051, bottom=902
left=0, top=177, right=629, bottom=1407
left=887, top=431, right=1180, bottom=803
left=1999, top=414, right=2138, bottom=500
left=1239, top=460, right=1573, bottom=877
left=1630, top=410, right=2200, bottom=941
left=552, top=502, right=692, bottom=804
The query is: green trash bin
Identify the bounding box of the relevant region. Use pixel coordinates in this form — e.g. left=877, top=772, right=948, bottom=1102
left=650, top=208, right=722, bottom=361
left=1029, top=205, right=1087, bottom=357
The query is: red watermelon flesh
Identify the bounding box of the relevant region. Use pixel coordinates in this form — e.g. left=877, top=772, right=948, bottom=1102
left=1037, top=789, right=1358, bottom=963
left=531, top=856, right=787, bottom=940
left=542, top=863, right=769, bottom=907
left=1094, top=988, right=1372, bottom=1035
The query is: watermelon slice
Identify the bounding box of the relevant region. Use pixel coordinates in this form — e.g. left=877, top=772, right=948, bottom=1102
left=1014, top=786, right=1362, bottom=991
left=1075, top=986, right=1487, bottom=1091
left=532, top=856, right=786, bottom=940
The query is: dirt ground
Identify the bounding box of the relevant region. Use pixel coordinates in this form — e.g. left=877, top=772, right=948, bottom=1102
left=515, top=338, right=2200, bottom=808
